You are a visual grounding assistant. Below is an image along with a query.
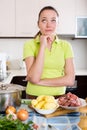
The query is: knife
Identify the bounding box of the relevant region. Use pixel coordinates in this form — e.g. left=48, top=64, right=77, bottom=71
left=48, top=125, right=58, bottom=130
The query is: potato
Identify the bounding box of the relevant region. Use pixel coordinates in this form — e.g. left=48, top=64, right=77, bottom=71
left=36, top=95, right=46, bottom=102
left=44, top=102, right=57, bottom=109
left=31, top=99, right=38, bottom=107
left=35, top=100, right=45, bottom=109
left=31, top=95, right=58, bottom=110
left=44, top=96, right=55, bottom=102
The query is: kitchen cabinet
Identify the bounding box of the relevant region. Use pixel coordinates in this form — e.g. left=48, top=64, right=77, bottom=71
left=15, top=0, right=39, bottom=37
left=66, top=76, right=87, bottom=99
left=39, top=0, right=76, bottom=35
left=15, top=0, right=76, bottom=36
left=0, top=0, right=15, bottom=36
left=15, top=0, right=87, bottom=37
left=0, top=0, right=76, bottom=37
left=75, top=76, right=87, bottom=99
left=0, top=0, right=87, bottom=37
left=76, top=0, right=87, bottom=16
left=0, top=0, right=39, bottom=37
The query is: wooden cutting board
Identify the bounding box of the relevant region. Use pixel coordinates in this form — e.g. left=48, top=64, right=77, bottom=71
left=79, top=106, right=87, bottom=113
left=44, top=107, right=77, bottom=118
left=44, top=105, right=87, bottom=118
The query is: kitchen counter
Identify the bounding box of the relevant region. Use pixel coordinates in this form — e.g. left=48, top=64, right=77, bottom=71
left=18, top=101, right=87, bottom=130
left=0, top=69, right=87, bottom=85
left=76, top=69, right=87, bottom=76
left=0, top=69, right=87, bottom=84
left=1, top=101, right=87, bottom=130
left=0, top=69, right=27, bottom=85
left=30, top=113, right=81, bottom=130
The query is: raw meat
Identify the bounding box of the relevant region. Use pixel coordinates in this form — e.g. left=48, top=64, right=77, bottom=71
left=58, top=92, right=81, bottom=107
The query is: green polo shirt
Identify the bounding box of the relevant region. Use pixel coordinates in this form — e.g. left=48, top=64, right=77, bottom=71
left=23, top=35, right=74, bottom=96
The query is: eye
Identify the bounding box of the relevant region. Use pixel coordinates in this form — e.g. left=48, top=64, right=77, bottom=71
left=51, top=19, right=56, bottom=22
left=41, top=19, right=47, bottom=23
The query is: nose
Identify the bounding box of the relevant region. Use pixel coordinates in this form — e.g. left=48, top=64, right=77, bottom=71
left=46, top=21, right=51, bottom=27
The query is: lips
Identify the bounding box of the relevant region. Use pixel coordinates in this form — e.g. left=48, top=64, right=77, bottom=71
left=45, top=29, right=52, bottom=32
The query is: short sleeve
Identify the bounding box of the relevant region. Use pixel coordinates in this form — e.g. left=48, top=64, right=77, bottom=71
left=63, top=41, right=74, bottom=59
left=23, top=40, right=35, bottom=60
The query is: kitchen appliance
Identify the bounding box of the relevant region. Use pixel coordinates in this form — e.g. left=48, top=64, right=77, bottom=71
left=0, top=84, right=25, bottom=113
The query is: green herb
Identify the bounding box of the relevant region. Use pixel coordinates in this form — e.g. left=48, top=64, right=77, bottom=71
left=0, top=115, right=34, bottom=130
left=21, top=99, right=31, bottom=105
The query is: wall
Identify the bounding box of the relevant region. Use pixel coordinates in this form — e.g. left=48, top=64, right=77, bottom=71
left=0, top=38, right=87, bottom=70
left=68, top=39, right=87, bottom=70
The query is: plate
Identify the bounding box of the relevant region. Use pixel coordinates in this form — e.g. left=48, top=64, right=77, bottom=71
left=33, top=106, right=58, bottom=115
left=59, top=98, right=87, bottom=110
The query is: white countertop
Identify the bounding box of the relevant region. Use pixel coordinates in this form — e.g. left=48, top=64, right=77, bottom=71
left=0, top=69, right=87, bottom=85
left=0, top=69, right=27, bottom=84
left=76, top=69, right=87, bottom=76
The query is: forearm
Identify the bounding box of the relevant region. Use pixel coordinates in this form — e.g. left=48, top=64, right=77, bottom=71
left=27, top=46, right=45, bottom=83
left=36, top=74, right=75, bottom=87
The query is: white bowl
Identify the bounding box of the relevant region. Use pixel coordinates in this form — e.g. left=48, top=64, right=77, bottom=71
left=33, top=106, right=58, bottom=115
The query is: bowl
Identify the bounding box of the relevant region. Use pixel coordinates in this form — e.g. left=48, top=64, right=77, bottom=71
left=58, top=98, right=87, bottom=110
left=33, top=106, right=58, bottom=115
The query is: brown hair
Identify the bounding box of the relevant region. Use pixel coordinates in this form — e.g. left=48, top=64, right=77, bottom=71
left=34, top=6, right=59, bottom=38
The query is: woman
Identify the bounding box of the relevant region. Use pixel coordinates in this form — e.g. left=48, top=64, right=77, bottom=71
left=23, top=6, right=75, bottom=99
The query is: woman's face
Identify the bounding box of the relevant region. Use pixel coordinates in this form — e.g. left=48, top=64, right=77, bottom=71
left=38, top=9, right=58, bottom=36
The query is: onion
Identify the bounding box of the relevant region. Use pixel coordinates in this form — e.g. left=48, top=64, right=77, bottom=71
left=6, top=106, right=16, bottom=114
left=17, top=109, right=28, bottom=121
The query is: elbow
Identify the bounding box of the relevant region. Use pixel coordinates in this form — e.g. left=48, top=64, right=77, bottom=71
left=66, top=73, right=75, bottom=86
left=27, top=74, right=40, bottom=84
left=67, top=78, right=75, bottom=86
left=68, top=80, right=75, bottom=86
left=29, top=78, right=40, bottom=84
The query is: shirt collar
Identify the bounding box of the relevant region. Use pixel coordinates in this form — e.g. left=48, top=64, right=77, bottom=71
left=35, top=35, right=40, bottom=44
left=35, top=34, right=59, bottom=44
left=55, top=35, right=59, bottom=43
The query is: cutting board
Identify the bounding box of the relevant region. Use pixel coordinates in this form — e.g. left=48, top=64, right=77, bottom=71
left=44, top=107, right=77, bottom=118
left=44, top=105, right=87, bottom=118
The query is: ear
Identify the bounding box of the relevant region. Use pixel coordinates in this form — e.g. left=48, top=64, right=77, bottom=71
left=37, top=21, right=40, bottom=28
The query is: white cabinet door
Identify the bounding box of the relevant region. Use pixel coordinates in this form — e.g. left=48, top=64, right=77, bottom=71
left=39, top=0, right=76, bottom=35
left=15, top=0, right=39, bottom=37
left=0, top=0, right=15, bottom=36
left=15, top=0, right=76, bottom=36
left=76, top=0, right=87, bottom=16
left=0, top=0, right=86, bottom=37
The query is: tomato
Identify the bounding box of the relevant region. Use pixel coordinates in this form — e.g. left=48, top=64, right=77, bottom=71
left=17, top=109, right=28, bottom=121
left=6, top=106, right=16, bottom=114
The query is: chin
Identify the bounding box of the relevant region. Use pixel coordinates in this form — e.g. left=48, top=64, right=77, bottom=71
left=44, top=32, right=54, bottom=36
